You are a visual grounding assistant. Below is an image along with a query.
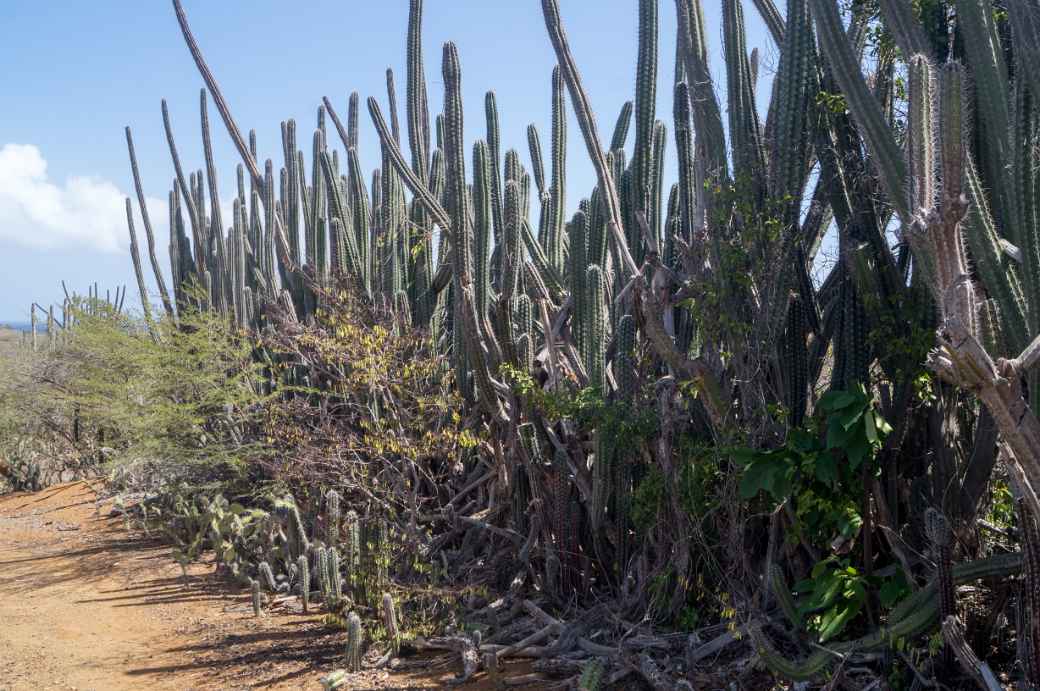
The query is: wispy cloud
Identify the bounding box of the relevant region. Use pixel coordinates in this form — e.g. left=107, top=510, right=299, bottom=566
left=0, top=143, right=167, bottom=254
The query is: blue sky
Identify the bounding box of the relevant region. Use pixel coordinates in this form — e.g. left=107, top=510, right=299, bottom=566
left=0, top=1, right=772, bottom=322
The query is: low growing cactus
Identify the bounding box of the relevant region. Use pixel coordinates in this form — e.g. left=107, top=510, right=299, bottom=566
left=381, top=592, right=400, bottom=656
left=250, top=578, right=262, bottom=617
left=297, top=553, right=310, bottom=613
left=345, top=611, right=363, bottom=672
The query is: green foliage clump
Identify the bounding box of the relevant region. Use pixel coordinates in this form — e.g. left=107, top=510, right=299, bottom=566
left=735, top=384, right=891, bottom=543
left=53, top=304, right=268, bottom=482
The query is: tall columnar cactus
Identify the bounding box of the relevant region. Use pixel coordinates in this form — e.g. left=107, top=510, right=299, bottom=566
left=812, top=0, right=1040, bottom=511
left=284, top=499, right=310, bottom=559
left=258, top=560, right=278, bottom=592
left=125, top=127, right=175, bottom=319
left=547, top=66, right=567, bottom=275
left=325, top=490, right=341, bottom=546
left=345, top=611, right=363, bottom=672
left=925, top=509, right=956, bottom=623
left=472, top=140, right=494, bottom=319
left=582, top=265, right=606, bottom=393
left=125, top=198, right=155, bottom=329
left=251, top=578, right=262, bottom=617
left=317, top=546, right=333, bottom=607
left=381, top=593, right=401, bottom=656
left=361, top=517, right=390, bottom=606
left=297, top=553, right=310, bottom=613
left=1019, top=497, right=1040, bottom=686
left=343, top=510, right=360, bottom=594
left=327, top=547, right=343, bottom=606
left=569, top=211, right=589, bottom=355
left=627, top=0, right=658, bottom=266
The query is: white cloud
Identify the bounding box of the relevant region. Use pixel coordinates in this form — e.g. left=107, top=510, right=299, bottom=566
left=0, top=143, right=167, bottom=254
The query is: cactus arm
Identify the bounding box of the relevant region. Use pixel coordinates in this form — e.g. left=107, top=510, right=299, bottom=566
left=231, top=200, right=247, bottom=329
left=407, top=0, right=431, bottom=183
left=673, top=82, right=700, bottom=243
left=200, top=90, right=230, bottom=314
left=382, top=594, right=401, bottom=657
left=161, top=100, right=204, bottom=272
left=346, top=92, right=359, bottom=151
left=548, top=66, right=567, bottom=275
left=367, top=99, right=454, bottom=238
left=674, top=0, right=727, bottom=183
left=526, top=124, right=546, bottom=201
left=320, top=153, right=367, bottom=297
left=322, top=96, right=355, bottom=159
left=955, top=0, right=1013, bottom=233
left=473, top=140, right=494, bottom=318
left=345, top=612, right=363, bottom=672
left=1009, top=2, right=1040, bottom=111
left=722, top=0, right=765, bottom=189
left=629, top=0, right=658, bottom=264
left=750, top=0, right=785, bottom=45
left=522, top=220, right=566, bottom=302
left=172, top=0, right=261, bottom=186
left=385, top=68, right=402, bottom=146
left=297, top=554, right=310, bottom=613
left=541, top=0, right=635, bottom=277
left=877, top=0, right=932, bottom=60
left=610, top=101, right=634, bottom=152
left=125, top=127, right=175, bottom=318
left=125, top=198, right=156, bottom=328
left=808, top=0, right=908, bottom=223
left=769, top=0, right=816, bottom=215
left=171, top=0, right=296, bottom=271
left=942, top=616, right=1003, bottom=691
left=282, top=119, right=301, bottom=266
left=485, top=92, right=505, bottom=244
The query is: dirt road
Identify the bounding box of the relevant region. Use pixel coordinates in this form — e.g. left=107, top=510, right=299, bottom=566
left=0, top=482, right=497, bottom=690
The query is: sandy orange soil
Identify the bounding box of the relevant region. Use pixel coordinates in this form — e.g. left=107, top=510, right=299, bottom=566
left=0, top=482, right=532, bottom=690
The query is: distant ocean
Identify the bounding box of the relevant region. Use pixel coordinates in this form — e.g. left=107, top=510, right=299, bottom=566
left=0, top=322, right=40, bottom=333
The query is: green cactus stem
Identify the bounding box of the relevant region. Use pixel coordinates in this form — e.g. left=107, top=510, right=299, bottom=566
left=346, top=611, right=363, bottom=672
left=251, top=578, right=262, bottom=617
left=381, top=593, right=400, bottom=656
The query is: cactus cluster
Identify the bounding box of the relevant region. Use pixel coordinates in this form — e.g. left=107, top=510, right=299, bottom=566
left=107, top=0, right=1040, bottom=685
